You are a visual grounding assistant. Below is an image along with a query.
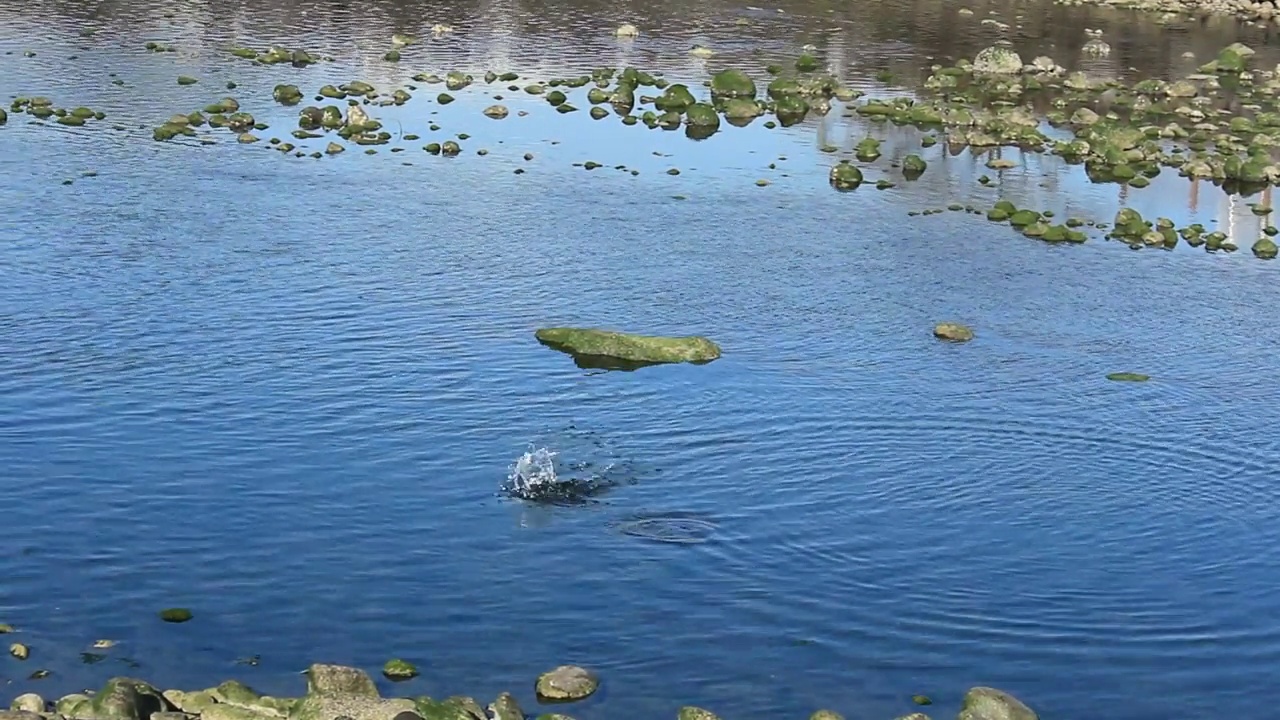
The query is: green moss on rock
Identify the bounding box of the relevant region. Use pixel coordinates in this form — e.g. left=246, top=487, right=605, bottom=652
left=535, top=328, right=720, bottom=366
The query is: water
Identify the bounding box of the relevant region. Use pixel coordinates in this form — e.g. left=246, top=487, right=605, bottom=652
left=3, top=0, right=1280, bottom=718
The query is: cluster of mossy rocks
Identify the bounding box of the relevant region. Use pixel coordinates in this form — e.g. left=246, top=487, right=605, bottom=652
left=0, top=663, right=1038, bottom=720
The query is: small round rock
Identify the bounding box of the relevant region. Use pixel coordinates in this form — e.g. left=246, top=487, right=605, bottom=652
left=933, top=322, right=974, bottom=342
left=535, top=665, right=599, bottom=701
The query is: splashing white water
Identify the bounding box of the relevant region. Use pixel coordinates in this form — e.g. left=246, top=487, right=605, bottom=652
left=503, top=431, right=626, bottom=504
left=508, top=446, right=561, bottom=497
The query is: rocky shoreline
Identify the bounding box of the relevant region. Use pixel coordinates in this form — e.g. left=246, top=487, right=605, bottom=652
left=0, top=664, right=1038, bottom=720
left=1055, top=0, right=1280, bottom=24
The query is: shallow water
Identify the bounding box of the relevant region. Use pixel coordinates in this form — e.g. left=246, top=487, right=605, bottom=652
left=3, top=0, right=1280, bottom=718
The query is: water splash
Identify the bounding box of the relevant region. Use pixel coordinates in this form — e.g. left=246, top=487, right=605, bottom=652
left=503, top=427, right=629, bottom=504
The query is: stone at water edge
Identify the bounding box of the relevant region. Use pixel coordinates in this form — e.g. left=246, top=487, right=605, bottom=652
left=84, top=678, right=174, bottom=720
left=488, top=694, right=523, bottom=720
left=534, top=665, right=599, bottom=701
left=933, top=323, right=974, bottom=342
left=305, top=664, right=379, bottom=697
left=535, top=328, right=721, bottom=366
left=957, top=686, right=1037, bottom=720
left=10, top=694, right=44, bottom=713
left=0, top=712, right=43, bottom=720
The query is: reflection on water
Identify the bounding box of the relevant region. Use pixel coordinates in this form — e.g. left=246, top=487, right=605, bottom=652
left=3, top=1, right=1280, bottom=719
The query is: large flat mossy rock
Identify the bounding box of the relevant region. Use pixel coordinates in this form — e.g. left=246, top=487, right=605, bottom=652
left=535, top=328, right=721, bottom=368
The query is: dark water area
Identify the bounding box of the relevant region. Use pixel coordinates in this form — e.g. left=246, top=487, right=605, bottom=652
left=3, top=0, right=1280, bottom=718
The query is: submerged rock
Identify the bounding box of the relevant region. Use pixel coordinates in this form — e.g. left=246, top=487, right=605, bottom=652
left=933, top=323, right=974, bottom=342
left=535, top=328, right=720, bottom=367
left=1106, top=372, right=1150, bottom=382
left=957, top=687, right=1037, bottom=720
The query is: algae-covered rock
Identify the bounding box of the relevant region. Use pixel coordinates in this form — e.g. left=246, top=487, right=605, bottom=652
left=535, top=666, right=598, bottom=701
left=273, top=84, right=303, bottom=105
left=57, top=695, right=92, bottom=717
left=486, top=694, right=522, bottom=720
left=412, top=697, right=483, bottom=720
left=305, top=664, right=379, bottom=698
left=162, top=690, right=217, bottom=715
left=1253, top=237, right=1278, bottom=259
left=809, top=711, right=843, bottom=720
left=677, top=708, right=720, bottom=720
left=723, top=99, right=762, bottom=121
left=957, top=687, right=1037, bottom=720
left=973, top=45, right=1023, bottom=74
left=535, top=328, right=719, bottom=367
left=710, top=69, right=756, bottom=99
left=1106, top=372, right=1150, bottom=382
left=1008, top=209, right=1041, bottom=227
left=854, top=137, right=881, bottom=161
left=829, top=162, right=863, bottom=190
left=0, top=712, right=42, bottom=720
left=655, top=84, right=696, bottom=112
left=85, top=678, right=174, bottom=720
left=933, top=323, right=974, bottom=342
left=383, top=660, right=418, bottom=680
left=902, top=154, right=927, bottom=178
left=0, top=108, right=7, bottom=125
left=10, top=695, right=43, bottom=713
left=483, top=105, right=509, bottom=119
left=202, top=705, right=274, bottom=720
left=685, top=103, right=719, bottom=128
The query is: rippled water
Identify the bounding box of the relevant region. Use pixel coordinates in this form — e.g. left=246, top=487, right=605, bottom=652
left=3, top=0, right=1280, bottom=718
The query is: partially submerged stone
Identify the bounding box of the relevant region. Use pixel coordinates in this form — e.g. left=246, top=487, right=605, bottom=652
left=933, top=323, right=974, bottom=342
left=957, top=687, right=1037, bottom=720
left=809, top=711, right=843, bottom=720
left=486, top=694, right=522, bottom=720
left=710, top=69, right=756, bottom=99
left=9, top=642, right=28, bottom=659
left=1106, top=372, right=1150, bottom=382
left=534, top=666, right=599, bottom=701
left=973, top=45, right=1023, bottom=75
left=676, top=708, right=720, bottom=720
left=535, top=328, right=719, bottom=367
left=614, top=23, right=639, bottom=38
left=412, top=697, right=483, bottom=720
left=483, top=105, right=509, bottom=119
left=383, top=659, right=418, bottom=680
left=829, top=161, right=863, bottom=190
